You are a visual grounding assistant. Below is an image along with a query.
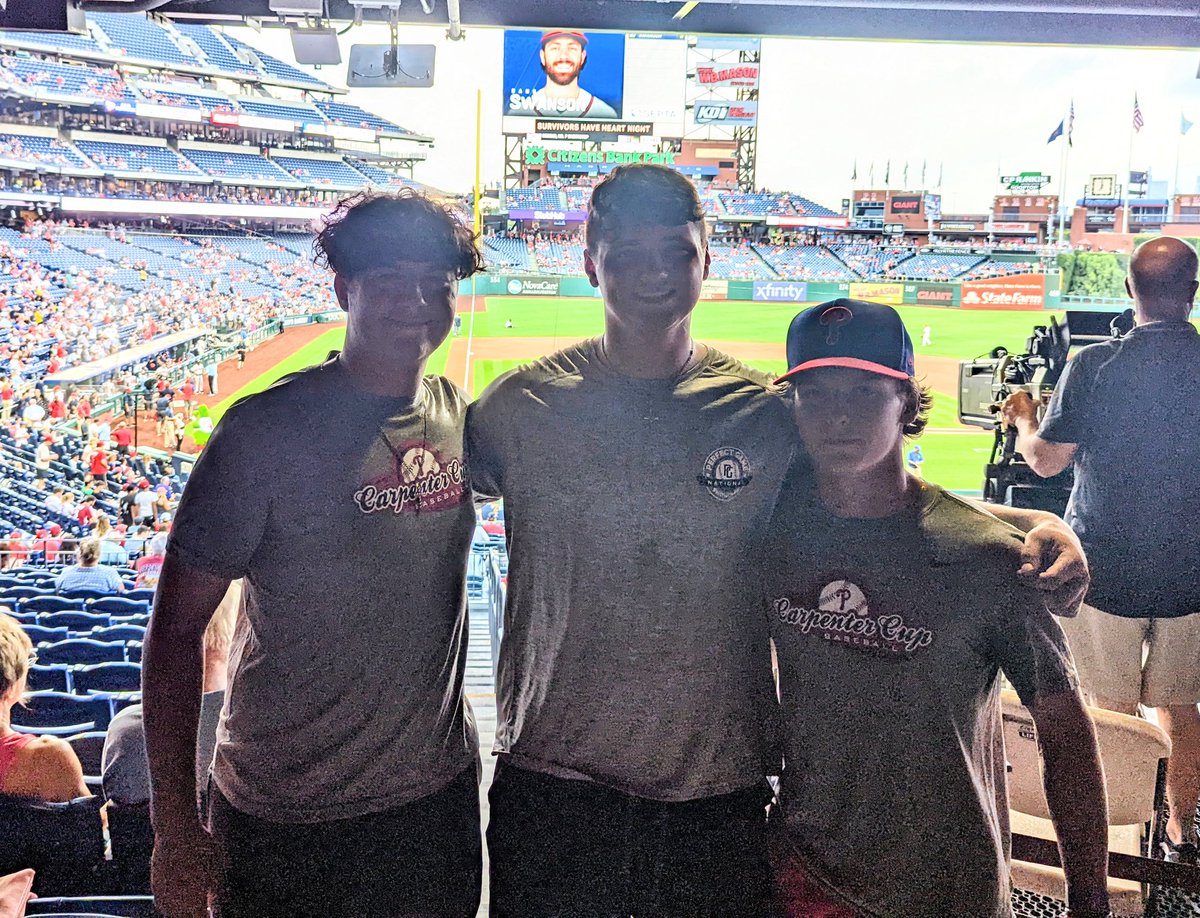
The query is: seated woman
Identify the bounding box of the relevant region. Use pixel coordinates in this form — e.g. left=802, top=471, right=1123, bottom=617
left=0, top=612, right=90, bottom=801
left=54, top=538, right=125, bottom=595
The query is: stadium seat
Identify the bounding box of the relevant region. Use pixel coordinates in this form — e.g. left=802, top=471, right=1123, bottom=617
left=73, top=662, right=141, bottom=695
left=0, top=794, right=107, bottom=898
left=40, top=611, right=111, bottom=632
left=28, top=664, right=70, bottom=694
left=2, top=585, right=54, bottom=601
left=61, top=589, right=123, bottom=602
left=89, top=597, right=149, bottom=616
left=12, top=692, right=113, bottom=734
left=35, top=640, right=126, bottom=666
left=24, top=896, right=156, bottom=917
left=89, top=624, right=146, bottom=643
left=22, top=624, right=69, bottom=644
left=8, top=609, right=36, bottom=624
left=65, top=731, right=107, bottom=778
left=124, top=642, right=142, bottom=664
left=1003, top=689, right=1172, bottom=914
left=107, top=803, right=153, bottom=895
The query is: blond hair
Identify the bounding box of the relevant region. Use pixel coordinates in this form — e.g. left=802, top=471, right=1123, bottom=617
left=0, top=610, right=33, bottom=697
left=77, top=538, right=101, bottom=565
left=203, top=580, right=241, bottom=661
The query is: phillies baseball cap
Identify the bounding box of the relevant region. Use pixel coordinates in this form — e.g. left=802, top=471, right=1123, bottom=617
left=775, top=298, right=915, bottom=384
left=541, top=29, right=587, bottom=47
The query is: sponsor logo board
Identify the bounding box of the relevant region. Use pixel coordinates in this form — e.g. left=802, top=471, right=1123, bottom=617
left=505, top=275, right=561, bottom=296
left=694, top=64, right=759, bottom=87
left=693, top=101, right=758, bottom=125
left=960, top=273, right=1045, bottom=309
left=752, top=281, right=809, bottom=303
left=848, top=282, right=904, bottom=305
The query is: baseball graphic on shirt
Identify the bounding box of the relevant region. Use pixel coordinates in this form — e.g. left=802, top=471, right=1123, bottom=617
left=398, top=446, right=439, bottom=483
left=819, top=580, right=868, bottom=617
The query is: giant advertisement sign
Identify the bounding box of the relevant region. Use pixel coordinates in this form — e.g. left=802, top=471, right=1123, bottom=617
left=504, top=30, right=625, bottom=120
left=693, top=101, right=758, bottom=125
left=752, top=280, right=809, bottom=303
left=889, top=196, right=922, bottom=215
left=506, top=209, right=586, bottom=222
left=848, top=282, right=904, bottom=305
left=960, top=273, right=1046, bottom=309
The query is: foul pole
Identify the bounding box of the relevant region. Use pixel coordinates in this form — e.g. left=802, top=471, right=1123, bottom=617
left=464, top=88, right=482, bottom=394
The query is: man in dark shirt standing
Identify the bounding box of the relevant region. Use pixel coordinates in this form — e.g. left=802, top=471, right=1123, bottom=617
left=1003, top=235, right=1200, bottom=862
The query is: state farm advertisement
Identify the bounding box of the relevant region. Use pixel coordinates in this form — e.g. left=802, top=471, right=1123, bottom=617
left=960, top=273, right=1046, bottom=310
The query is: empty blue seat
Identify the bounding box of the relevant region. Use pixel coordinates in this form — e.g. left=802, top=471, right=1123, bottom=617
left=61, top=588, right=123, bottom=601
left=23, top=895, right=156, bottom=916
left=90, top=624, right=146, bottom=643
left=124, top=589, right=156, bottom=603
left=2, top=585, right=54, bottom=601
left=11, top=691, right=113, bottom=733
left=7, top=609, right=37, bottom=624
left=0, top=795, right=107, bottom=898
left=65, top=731, right=108, bottom=777
left=36, top=639, right=127, bottom=666
left=22, top=624, right=69, bottom=644
left=90, top=596, right=150, bottom=616
left=28, top=664, right=70, bottom=693
left=41, top=611, right=111, bottom=632
left=22, top=596, right=87, bottom=615
left=125, top=642, right=143, bottom=665
left=73, top=662, right=141, bottom=695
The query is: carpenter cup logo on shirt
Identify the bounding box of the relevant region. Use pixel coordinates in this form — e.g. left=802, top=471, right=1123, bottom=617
left=772, top=579, right=935, bottom=656
left=354, top=441, right=466, bottom=515
left=697, top=446, right=753, bottom=501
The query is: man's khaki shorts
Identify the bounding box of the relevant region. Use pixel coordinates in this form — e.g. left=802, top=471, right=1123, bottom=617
left=1059, top=603, right=1200, bottom=707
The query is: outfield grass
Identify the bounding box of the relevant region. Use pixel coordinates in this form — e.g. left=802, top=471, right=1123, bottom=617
left=216, top=297, right=1041, bottom=492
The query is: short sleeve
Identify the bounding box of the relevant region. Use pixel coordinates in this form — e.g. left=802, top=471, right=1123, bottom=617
left=1038, top=348, right=1100, bottom=446
left=988, top=583, right=1079, bottom=707
left=463, top=392, right=507, bottom=499
left=166, top=406, right=269, bottom=580
left=101, top=705, right=149, bottom=805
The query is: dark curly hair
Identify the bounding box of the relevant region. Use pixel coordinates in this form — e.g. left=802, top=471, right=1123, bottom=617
left=585, top=164, right=707, bottom=251
left=898, top=377, right=934, bottom=439
left=314, top=188, right=484, bottom=280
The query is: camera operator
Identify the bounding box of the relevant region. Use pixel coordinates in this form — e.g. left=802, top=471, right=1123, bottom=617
left=1001, top=236, right=1200, bottom=863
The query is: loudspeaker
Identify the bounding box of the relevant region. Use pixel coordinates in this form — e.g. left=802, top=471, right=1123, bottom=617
left=347, top=44, right=435, bottom=88
left=290, top=26, right=342, bottom=65
left=0, top=0, right=87, bottom=32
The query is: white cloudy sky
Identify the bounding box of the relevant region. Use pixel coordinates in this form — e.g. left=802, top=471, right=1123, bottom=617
left=229, top=23, right=1200, bottom=213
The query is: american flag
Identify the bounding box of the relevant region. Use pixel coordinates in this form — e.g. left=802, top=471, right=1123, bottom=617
left=1068, top=100, right=1075, bottom=147
left=1133, top=95, right=1144, bottom=133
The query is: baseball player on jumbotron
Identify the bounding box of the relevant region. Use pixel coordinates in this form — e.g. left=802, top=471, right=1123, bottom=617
left=523, top=30, right=618, bottom=118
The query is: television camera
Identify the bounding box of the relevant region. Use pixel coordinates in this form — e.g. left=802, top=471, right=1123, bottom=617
left=957, top=309, right=1134, bottom=513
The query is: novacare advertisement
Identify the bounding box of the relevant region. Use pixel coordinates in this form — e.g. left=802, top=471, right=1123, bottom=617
left=505, top=275, right=561, bottom=296
left=752, top=280, right=809, bottom=303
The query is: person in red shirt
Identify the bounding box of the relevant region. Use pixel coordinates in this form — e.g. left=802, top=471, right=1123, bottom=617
left=48, top=395, right=65, bottom=420
left=113, top=421, right=134, bottom=457
left=0, top=381, right=12, bottom=421
left=76, top=399, right=93, bottom=421
left=89, top=446, right=110, bottom=479
left=77, top=496, right=97, bottom=528
left=41, top=524, right=63, bottom=564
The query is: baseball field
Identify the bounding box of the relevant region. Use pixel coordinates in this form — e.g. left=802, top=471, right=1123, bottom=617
left=212, top=296, right=1062, bottom=493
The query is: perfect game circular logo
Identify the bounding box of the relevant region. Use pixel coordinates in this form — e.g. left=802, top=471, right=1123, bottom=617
left=507, top=278, right=524, bottom=295
left=697, top=446, right=753, bottom=502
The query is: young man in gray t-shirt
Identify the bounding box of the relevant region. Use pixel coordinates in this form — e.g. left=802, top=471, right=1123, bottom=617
left=144, top=191, right=486, bottom=918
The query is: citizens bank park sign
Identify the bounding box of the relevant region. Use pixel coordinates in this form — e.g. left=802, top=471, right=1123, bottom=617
left=694, top=65, right=760, bottom=88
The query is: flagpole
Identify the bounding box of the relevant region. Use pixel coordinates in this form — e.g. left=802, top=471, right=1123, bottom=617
left=1174, top=130, right=1183, bottom=203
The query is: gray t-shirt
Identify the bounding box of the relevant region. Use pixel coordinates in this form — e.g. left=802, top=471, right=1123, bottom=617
left=101, top=692, right=224, bottom=806
left=466, top=338, right=795, bottom=801
left=168, top=358, right=479, bottom=823
left=764, top=481, right=1078, bottom=918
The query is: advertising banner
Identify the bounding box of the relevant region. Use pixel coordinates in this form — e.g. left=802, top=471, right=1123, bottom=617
left=504, top=30, right=624, bottom=120
left=889, top=195, right=922, bottom=215
left=766, top=215, right=850, bottom=229
left=911, top=283, right=959, bottom=306
left=693, top=101, right=758, bottom=125
left=533, top=119, right=654, bottom=136
left=848, top=282, right=904, bottom=305
left=524, top=147, right=677, bottom=166
left=700, top=278, right=729, bottom=300
left=752, top=280, right=809, bottom=303
left=694, top=63, right=760, bottom=88
left=506, top=209, right=586, bottom=222
left=960, top=273, right=1046, bottom=310
left=504, top=275, right=561, bottom=296
left=938, top=221, right=979, bottom=232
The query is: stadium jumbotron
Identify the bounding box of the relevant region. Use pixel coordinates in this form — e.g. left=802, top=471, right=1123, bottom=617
left=1, top=1, right=1200, bottom=916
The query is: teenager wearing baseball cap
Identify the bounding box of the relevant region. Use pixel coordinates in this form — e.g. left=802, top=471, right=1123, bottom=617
left=763, top=299, right=1111, bottom=918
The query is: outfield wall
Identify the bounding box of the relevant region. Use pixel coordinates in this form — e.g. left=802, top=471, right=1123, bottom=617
left=460, top=273, right=1065, bottom=309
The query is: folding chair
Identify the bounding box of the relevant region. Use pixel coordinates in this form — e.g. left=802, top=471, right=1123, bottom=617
left=1003, top=689, right=1173, bottom=916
